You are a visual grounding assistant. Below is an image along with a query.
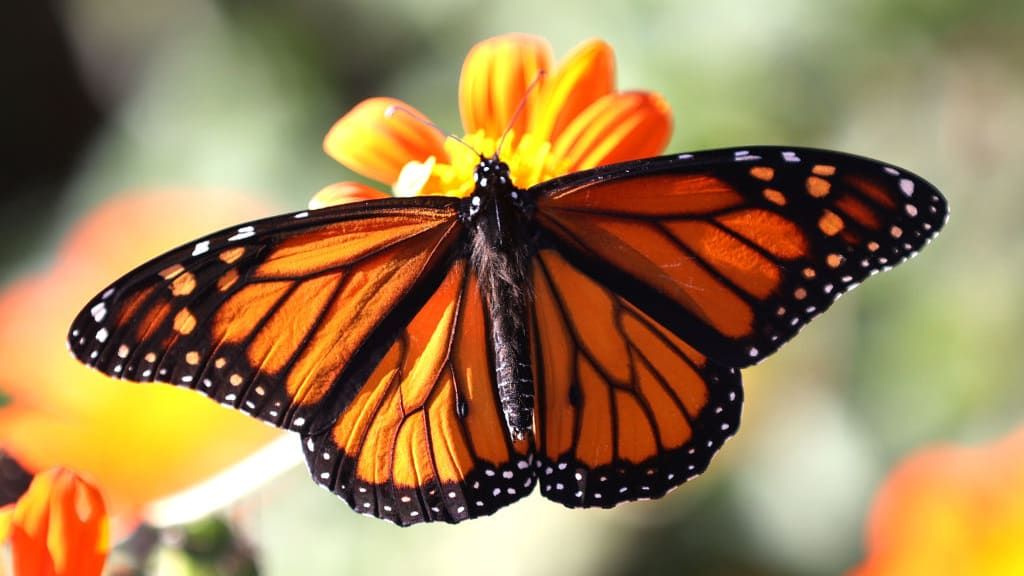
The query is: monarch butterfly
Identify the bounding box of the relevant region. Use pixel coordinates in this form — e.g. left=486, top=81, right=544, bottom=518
left=68, top=146, right=946, bottom=525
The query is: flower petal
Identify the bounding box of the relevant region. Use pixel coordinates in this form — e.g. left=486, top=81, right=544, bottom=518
left=324, top=97, right=448, bottom=185
left=551, top=91, right=672, bottom=172
left=459, top=34, right=553, bottom=140
left=393, top=156, right=437, bottom=197
left=0, top=503, right=13, bottom=543
left=852, top=427, right=1024, bottom=575
left=309, top=182, right=390, bottom=209
left=11, top=469, right=109, bottom=576
left=530, top=38, right=616, bottom=142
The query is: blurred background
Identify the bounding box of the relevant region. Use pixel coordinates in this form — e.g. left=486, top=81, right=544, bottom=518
left=3, top=0, right=1023, bottom=574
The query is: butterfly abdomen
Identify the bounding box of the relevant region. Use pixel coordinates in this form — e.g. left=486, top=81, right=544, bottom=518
left=464, top=157, right=536, bottom=440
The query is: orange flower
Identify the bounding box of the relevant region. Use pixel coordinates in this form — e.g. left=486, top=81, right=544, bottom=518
left=0, top=190, right=286, bottom=527
left=315, top=33, right=672, bottom=206
left=851, top=426, right=1024, bottom=575
left=2, top=468, right=109, bottom=576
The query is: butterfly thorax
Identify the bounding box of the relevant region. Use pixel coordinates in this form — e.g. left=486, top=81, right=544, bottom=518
left=461, top=157, right=535, bottom=441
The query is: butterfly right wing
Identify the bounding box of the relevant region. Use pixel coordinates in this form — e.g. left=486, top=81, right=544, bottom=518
left=530, top=248, right=742, bottom=508
left=530, top=146, right=946, bottom=367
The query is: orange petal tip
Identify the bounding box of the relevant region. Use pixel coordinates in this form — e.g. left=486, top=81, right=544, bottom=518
left=324, top=97, right=448, bottom=185
left=309, top=182, right=390, bottom=209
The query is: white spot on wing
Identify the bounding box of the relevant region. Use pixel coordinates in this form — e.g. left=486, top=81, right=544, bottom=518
left=228, top=226, right=255, bottom=242
left=192, top=240, right=210, bottom=256
left=90, top=302, right=107, bottom=322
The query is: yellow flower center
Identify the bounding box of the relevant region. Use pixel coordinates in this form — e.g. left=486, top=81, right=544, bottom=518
left=392, top=130, right=567, bottom=198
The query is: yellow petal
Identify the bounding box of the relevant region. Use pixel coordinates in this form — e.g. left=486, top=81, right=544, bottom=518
left=324, top=97, right=448, bottom=185
left=530, top=38, right=616, bottom=142
left=11, top=469, right=109, bottom=576
left=459, top=34, right=553, bottom=140
left=309, top=182, right=390, bottom=209
left=393, top=156, right=437, bottom=197
left=0, top=504, right=13, bottom=544
left=551, top=91, right=672, bottom=172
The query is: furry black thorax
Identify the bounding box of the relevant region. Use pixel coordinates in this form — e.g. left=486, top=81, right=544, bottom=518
left=460, top=157, right=536, bottom=440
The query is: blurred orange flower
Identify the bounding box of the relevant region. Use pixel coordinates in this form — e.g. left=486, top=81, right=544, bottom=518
left=1, top=468, right=108, bottom=576
left=314, top=33, right=672, bottom=206
left=851, top=426, right=1024, bottom=575
left=0, top=190, right=285, bottom=528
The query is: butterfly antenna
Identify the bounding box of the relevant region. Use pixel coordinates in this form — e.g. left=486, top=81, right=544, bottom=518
left=385, top=105, right=482, bottom=159
left=495, top=70, right=547, bottom=159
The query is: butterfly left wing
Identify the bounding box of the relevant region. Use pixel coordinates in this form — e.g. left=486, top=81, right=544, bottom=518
left=304, top=261, right=535, bottom=525
left=68, top=197, right=534, bottom=526
left=67, top=197, right=465, bottom=432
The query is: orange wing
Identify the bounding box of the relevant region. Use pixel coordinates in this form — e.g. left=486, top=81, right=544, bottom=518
left=67, top=198, right=464, bottom=436
left=530, top=249, right=741, bottom=507
left=527, top=146, right=945, bottom=507
left=532, top=147, right=947, bottom=367
left=304, top=261, right=534, bottom=525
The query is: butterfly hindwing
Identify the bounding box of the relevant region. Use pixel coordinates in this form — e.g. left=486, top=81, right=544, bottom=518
left=303, top=261, right=535, bottom=525
left=531, top=146, right=947, bottom=367
left=530, top=249, right=742, bottom=507
left=67, top=197, right=465, bottom=432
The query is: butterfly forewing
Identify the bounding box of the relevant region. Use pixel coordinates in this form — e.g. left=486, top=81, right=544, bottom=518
left=530, top=146, right=947, bottom=368
left=68, top=197, right=464, bottom=433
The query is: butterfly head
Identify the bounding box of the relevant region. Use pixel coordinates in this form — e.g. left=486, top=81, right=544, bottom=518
left=473, top=156, right=512, bottom=190
left=463, top=156, right=529, bottom=221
